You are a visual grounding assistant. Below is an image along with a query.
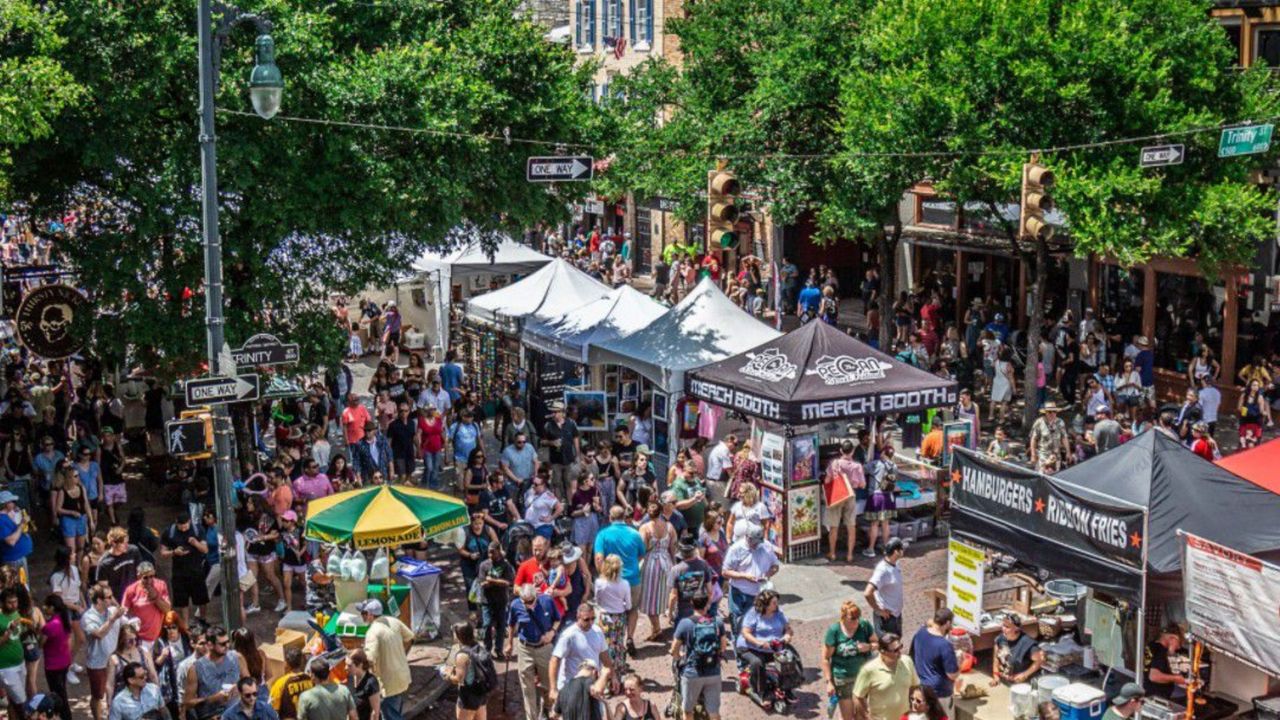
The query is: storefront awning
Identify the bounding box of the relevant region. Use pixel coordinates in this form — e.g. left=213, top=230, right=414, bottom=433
left=684, top=319, right=957, bottom=425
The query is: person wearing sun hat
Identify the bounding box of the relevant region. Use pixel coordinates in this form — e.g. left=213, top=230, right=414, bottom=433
left=1029, top=402, right=1071, bottom=472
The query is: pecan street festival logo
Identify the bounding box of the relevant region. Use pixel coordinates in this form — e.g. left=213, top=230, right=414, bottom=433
left=805, top=355, right=893, bottom=386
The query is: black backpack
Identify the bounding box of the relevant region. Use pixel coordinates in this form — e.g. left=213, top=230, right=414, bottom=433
left=463, top=644, right=498, bottom=694
left=685, top=615, right=721, bottom=671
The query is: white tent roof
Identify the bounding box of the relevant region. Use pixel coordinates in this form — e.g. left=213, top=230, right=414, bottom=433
left=411, top=236, right=551, bottom=278
left=465, top=258, right=611, bottom=326
left=522, top=285, right=667, bottom=364
left=592, top=277, right=782, bottom=391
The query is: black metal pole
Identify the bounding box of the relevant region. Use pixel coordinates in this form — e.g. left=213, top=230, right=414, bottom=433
left=197, top=0, right=242, bottom=631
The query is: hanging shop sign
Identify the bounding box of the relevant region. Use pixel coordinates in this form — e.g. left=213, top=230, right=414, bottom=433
left=950, top=447, right=1146, bottom=602
left=14, top=284, right=90, bottom=359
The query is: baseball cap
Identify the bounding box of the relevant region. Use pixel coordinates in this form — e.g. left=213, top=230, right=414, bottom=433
left=1114, top=683, right=1146, bottom=705
left=885, top=537, right=905, bottom=554
left=0, top=491, right=18, bottom=505
left=281, top=510, right=298, bottom=523
left=358, top=599, right=384, bottom=616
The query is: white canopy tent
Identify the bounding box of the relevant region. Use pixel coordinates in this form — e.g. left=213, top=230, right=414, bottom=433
left=397, top=233, right=551, bottom=356
left=465, top=257, right=611, bottom=327
left=521, top=285, right=667, bottom=364
left=591, top=277, right=782, bottom=392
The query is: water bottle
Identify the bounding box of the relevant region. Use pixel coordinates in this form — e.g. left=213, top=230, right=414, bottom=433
left=827, top=692, right=840, bottom=718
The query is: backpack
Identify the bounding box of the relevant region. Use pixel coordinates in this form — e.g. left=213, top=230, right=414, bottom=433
left=463, top=644, right=498, bottom=694
left=685, top=616, right=721, bottom=671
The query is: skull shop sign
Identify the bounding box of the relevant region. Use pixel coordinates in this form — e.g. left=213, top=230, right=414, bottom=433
left=15, top=284, right=90, bottom=359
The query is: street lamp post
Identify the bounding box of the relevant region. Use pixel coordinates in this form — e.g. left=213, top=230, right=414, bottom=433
left=196, top=0, right=282, bottom=630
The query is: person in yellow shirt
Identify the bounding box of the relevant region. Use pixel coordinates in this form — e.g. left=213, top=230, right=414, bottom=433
left=852, top=633, right=919, bottom=720
left=358, top=598, right=414, bottom=720
left=269, top=648, right=313, bottom=720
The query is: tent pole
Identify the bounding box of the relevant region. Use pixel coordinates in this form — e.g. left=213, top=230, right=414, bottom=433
left=1136, top=506, right=1151, bottom=679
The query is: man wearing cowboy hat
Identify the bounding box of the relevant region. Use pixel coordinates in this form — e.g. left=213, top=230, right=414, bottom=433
left=1029, top=403, right=1071, bottom=472
left=542, top=401, right=581, bottom=499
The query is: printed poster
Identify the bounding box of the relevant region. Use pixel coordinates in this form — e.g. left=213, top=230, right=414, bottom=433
left=759, top=432, right=785, bottom=488
left=787, top=485, right=820, bottom=544
left=947, top=538, right=985, bottom=634
left=788, top=434, right=819, bottom=487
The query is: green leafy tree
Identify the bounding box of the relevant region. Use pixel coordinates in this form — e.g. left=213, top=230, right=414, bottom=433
left=603, top=0, right=883, bottom=265
left=840, top=0, right=1280, bottom=427
left=10, top=0, right=604, bottom=377
left=0, top=0, right=82, bottom=197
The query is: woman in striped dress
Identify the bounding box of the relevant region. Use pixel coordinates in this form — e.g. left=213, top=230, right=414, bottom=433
left=637, top=499, right=674, bottom=642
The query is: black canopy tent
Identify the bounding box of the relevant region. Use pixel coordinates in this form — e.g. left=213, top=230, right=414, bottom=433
left=950, top=430, right=1280, bottom=679
left=1055, top=430, right=1280, bottom=598
left=684, top=319, right=958, bottom=425
left=684, top=321, right=959, bottom=559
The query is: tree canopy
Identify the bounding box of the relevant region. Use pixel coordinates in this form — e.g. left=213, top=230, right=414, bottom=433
left=9, top=0, right=605, bottom=377
left=0, top=0, right=82, bottom=197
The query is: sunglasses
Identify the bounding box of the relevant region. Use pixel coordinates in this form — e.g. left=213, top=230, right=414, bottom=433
left=242, top=692, right=258, bottom=700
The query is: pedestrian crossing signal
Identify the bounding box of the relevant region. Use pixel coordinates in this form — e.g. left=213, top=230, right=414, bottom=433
left=166, top=418, right=211, bottom=457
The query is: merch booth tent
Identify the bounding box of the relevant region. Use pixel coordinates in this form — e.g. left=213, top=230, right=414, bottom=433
left=950, top=431, right=1280, bottom=687
left=592, top=278, right=781, bottom=470
left=684, top=319, right=958, bottom=559
left=406, top=232, right=551, bottom=357
left=462, top=258, right=610, bottom=405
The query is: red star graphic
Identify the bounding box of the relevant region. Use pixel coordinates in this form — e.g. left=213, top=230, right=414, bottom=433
left=1130, top=531, right=1143, bottom=548
left=1034, top=498, right=1045, bottom=513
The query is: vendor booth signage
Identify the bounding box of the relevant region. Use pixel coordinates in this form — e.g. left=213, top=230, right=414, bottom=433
left=947, top=539, right=986, bottom=634
left=684, top=320, right=957, bottom=425
left=1182, top=532, right=1280, bottom=674
left=950, top=448, right=1146, bottom=601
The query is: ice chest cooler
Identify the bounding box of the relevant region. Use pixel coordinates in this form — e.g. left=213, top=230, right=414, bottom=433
left=1053, top=683, right=1108, bottom=720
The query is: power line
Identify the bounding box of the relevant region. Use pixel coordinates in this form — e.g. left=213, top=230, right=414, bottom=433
left=217, top=108, right=595, bottom=151
left=218, top=106, right=1280, bottom=160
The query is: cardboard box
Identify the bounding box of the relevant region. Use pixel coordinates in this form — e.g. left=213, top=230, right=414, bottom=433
left=262, top=628, right=309, bottom=680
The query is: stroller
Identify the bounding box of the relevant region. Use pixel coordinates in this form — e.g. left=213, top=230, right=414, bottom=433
left=738, top=642, right=805, bottom=714
left=503, top=521, right=537, bottom=565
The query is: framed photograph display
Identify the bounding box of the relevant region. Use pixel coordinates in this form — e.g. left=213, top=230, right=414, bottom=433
left=565, top=391, right=609, bottom=431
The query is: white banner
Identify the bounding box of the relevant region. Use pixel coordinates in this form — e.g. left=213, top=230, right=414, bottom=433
left=1182, top=533, right=1280, bottom=674
left=947, top=538, right=985, bottom=634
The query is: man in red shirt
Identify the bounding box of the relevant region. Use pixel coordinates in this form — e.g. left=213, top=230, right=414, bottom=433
left=121, top=562, right=170, bottom=654
left=514, top=535, right=551, bottom=588
left=341, top=393, right=371, bottom=447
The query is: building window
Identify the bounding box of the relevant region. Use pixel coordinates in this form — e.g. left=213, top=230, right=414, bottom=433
left=630, top=0, right=653, bottom=50
left=1254, top=25, right=1280, bottom=68
left=576, top=0, right=596, bottom=51
left=1218, top=19, right=1243, bottom=67
left=602, top=0, right=623, bottom=47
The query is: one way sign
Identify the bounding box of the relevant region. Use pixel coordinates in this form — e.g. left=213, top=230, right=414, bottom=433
left=184, top=374, right=261, bottom=406
left=1140, top=144, right=1184, bottom=168
left=527, top=156, right=594, bottom=182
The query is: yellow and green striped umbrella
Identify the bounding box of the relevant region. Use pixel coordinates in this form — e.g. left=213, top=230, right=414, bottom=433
left=303, top=484, right=469, bottom=550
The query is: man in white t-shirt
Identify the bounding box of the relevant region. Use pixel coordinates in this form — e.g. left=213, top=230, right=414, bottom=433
left=865, top=538, right=905, bottom=638
left=704, top=435, right=738, bottom=501
left=549, top=605, right=610, bottom=705
left=1198, top=377, right=1221, bottom=434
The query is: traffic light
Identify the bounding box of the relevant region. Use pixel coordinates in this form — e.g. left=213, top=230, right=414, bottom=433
left=707, top=167, right=740, bottom=249
left=1020, top=161, right=1055, bottom=241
